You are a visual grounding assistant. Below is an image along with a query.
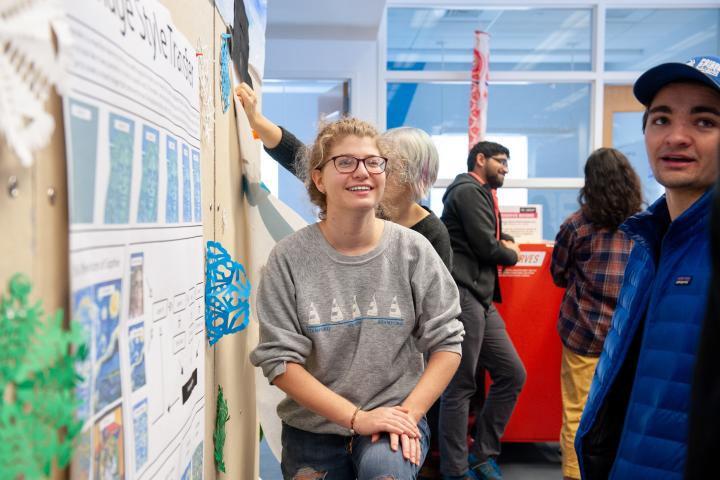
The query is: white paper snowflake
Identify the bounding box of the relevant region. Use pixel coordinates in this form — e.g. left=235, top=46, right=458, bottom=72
left=0, top=0, right=70, bottom=167
left=196, top=39, right=214, bottom=145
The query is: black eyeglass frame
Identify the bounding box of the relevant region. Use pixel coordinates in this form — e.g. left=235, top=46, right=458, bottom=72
left=489, top=156, right=510, bottom=168
left=320, top=155, right=389, bottom=174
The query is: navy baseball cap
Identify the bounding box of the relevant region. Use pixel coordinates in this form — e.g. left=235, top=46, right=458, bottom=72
left=633, top=55, right=720, bottom=106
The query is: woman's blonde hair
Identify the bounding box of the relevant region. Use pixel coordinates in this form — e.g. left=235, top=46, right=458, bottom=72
left=295, top=117, right=380, bottom=219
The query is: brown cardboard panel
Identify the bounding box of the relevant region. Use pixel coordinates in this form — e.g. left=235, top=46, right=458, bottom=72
left=32, top=92, right=70, bottom=322
left=211, top=9, right=260, bottom=478
left=0, top=145, right=34, bottom=291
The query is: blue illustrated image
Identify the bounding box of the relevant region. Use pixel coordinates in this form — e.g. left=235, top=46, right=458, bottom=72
left=93, top=279, right=123, bottom=413
left=128, top=322, right=146, bottom=391
left=192, top=149, right=201, bottom=222
left=137, top=126, right=160, bottom=223
left=166, top=136, right=179, bottom=223
left=133, top=399, right=149, bottom=471
left=182, top=144, right=192, bottom=222
left=72, top=285, right=96, bottom=421
left=105, top=114, right=134, bottom=224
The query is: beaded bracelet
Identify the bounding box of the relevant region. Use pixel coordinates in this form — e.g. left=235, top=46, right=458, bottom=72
left=349, top=406, right=362, bottom=436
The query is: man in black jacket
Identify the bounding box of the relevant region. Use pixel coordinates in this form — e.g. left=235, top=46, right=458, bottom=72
left=686, top=175, right=720, bottom=479
left=439, top=141, right=526, bottom=480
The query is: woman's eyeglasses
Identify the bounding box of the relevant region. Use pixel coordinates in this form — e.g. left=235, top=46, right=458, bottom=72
left=322, top=155, right=388, bottom=174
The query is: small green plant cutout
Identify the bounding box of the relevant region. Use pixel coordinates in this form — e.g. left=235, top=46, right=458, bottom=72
left=0, top=273, right=86, bottom=479
left=214, top=385, right=230, bottom=473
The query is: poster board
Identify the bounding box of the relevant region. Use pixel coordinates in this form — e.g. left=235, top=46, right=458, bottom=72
left=0, top=1, right=265, bottom=478
left=62, top=1, right=205, bottom=478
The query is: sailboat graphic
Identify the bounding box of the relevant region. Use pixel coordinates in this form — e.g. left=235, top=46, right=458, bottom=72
left=330, top=299, right=345, bottom=322
left=366, top=295, right=378, bottom=316
left=389, top=296, right=401, bottom=317
left=352, top=296, right=361, bottom=318
left=308, top=303, right=321, bottom=325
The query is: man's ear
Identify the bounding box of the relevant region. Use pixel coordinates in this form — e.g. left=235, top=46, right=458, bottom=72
left=311, top=169, right=325, bottom=194
left=474, top=153, right=487, bottom=170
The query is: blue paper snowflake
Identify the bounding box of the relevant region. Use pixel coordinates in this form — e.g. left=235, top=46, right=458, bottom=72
left=205, top=241, right=251, bottom=346
left=220, top=33, right=232, bottom=113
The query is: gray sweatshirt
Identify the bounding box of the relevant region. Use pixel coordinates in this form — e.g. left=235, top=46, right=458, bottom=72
left=250, top=220, right=464, bottom=435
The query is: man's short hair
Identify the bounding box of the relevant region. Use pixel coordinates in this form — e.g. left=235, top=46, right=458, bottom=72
left=635, top=55, right=720, bottom=131
left=467, top=141, right=510, bottom=172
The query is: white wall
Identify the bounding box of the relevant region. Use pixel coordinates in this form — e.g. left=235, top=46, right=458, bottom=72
left=265, top=38, right=381, bottom=126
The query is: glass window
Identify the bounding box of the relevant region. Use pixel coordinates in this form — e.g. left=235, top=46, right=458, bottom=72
left=261, top=79, right=350, bottom=223
left=612, top=111, right=663, bottom=205
left=387, top=7, right=592, bottom=72
left=605, top=9, right=720, bottom=71
left=429, top=186, right=579, bottom=241
left=387, top=82, right=591, bottom=179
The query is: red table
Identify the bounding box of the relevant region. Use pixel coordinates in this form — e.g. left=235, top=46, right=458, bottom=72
left=494, top=243, right=564, bottom=442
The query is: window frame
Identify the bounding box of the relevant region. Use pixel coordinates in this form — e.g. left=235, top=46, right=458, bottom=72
left=381, top=0, right=720, bottom=194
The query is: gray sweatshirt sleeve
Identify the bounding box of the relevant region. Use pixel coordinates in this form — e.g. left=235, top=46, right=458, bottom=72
left=410, top=242, right=464, bottom=355
left=249, top=247, right=312, bottom=383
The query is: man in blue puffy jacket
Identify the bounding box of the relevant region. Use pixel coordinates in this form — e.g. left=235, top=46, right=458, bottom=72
left=575, top=55, right=720, bottom=479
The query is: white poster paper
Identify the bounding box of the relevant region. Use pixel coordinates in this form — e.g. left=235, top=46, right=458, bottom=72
left=62, top=2, right=204, bottom=479
left=500, top=205, right=543, bottom=243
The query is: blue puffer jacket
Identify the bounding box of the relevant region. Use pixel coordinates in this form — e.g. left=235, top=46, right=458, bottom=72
left=575, top=189, right=712, bottom=480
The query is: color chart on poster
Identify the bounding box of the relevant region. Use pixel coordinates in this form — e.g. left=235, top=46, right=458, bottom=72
left=62, top=1, right=204, bottom=478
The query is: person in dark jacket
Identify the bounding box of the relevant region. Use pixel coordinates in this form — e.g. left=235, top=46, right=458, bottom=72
left=575, top=55, right=720, bottom=480
left=438, top=141, right=526, bottom=480
left=686, top=174, right=720, bottom=479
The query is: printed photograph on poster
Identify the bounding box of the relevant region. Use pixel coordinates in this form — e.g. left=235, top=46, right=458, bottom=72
left=105, top=114, right=135, bottom=224
left=138, top=126, right=160, bottom=223
left=73, top=285, right=96, bottom=421
left=191, top=441, right=203, bottom=479
left=68, top=99, right=99, bottom=224
left=499, top=205, right=544, bottom=243
left=93, top=406, right=125, bottom=480
left=93, top=279, right=123, bottom=413
left=128, top=322, right=147, bottom=391
left=71, top=429, right=92, bottom=480
left=166, top=136, right=180, bottom=223
left=129, top=253, right=144, bottom=319
left=132, top=399, right=149, bottom=472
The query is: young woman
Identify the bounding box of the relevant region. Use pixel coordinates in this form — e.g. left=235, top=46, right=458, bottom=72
left=550, top=147, right=642, bottom=480
left=250, top=118, right=464, bottom=480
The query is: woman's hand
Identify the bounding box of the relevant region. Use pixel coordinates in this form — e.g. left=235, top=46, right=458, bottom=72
left=368, top=407, right=423, bottom=465
left=353, top=405, right=420, bottom=438
left=235, top=82, right=260, bottom=127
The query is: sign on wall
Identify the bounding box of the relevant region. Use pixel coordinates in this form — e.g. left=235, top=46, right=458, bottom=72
left=500, top=205, right=543, bottom=243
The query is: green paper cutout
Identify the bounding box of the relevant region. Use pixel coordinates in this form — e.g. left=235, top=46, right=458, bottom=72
left=214, top=385, right=230, bottom=473
left=0, top=273, right=86, bottom=479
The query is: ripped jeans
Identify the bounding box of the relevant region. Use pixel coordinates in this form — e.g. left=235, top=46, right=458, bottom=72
left=281, top=418, right=430, bottom=480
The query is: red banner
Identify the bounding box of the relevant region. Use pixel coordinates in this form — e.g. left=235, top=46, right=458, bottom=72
left=468, top=31, right=490, bottom=149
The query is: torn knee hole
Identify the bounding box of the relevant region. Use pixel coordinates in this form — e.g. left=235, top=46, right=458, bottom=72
left=292, top=466, right=327, bottom=480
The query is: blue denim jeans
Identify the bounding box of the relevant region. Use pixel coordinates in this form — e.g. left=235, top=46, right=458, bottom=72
left=281, top=418, right=430, bottom=480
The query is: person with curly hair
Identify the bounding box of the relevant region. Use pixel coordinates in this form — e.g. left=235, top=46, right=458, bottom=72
left=550, top=147, right=642, bottom=480
left=250, top=117, right=464, bottom=479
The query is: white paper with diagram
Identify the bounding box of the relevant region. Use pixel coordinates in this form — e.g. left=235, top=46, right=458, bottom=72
left=62, top=1, right=204, bottom=478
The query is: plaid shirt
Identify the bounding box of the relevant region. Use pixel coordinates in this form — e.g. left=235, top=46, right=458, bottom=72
left=551, top=210, right=634, bottom=356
